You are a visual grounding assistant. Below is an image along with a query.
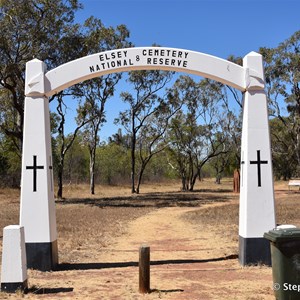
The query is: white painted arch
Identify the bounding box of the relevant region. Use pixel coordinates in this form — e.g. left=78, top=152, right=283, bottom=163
left=21, top=46, right=275, bottom=271
left=25, top=47, right=264, bottom=97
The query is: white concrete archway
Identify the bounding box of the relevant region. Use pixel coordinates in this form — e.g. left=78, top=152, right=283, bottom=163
left=20, top=47, right=275, bottom=271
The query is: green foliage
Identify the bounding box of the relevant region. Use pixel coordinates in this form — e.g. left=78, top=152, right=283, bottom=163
left=1, top=2, right=300, bottom=189
left=56, top=132, right=177, bottom=186
left=270, top=117, right=297, bottom=180
left=116, top=67, right=174, bottom=193
left=261, top=30, right=300, bottom=177
left=144, top=151, right=178, bottom=180
left=71, top=18, right=130, bottom=194
left=96, top=140, right=178, bottom=185
left=0, top=134, right=21, bottom=187
left=45, top=11, right=130, bottom=197
left=0, top=0, right=82, bottom=150
left=97, top=142, right=131, bottom=185
left=166, top=76, right=236, bottom=190
left=63, top=134, right=89, bottom=184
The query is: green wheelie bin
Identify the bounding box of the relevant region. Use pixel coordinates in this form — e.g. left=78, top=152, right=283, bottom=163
left=264, top=228, right=300, bottom=300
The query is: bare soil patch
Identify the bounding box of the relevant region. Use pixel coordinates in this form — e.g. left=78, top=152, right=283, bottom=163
left=0, top=179, right=299, bottom=299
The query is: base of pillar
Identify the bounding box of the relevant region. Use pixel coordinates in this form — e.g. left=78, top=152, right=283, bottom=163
left=239, top=235, right=271, bottom=266
left=26, top=240, right=58, bottom=271
left=1, top=279, right=28, bottom=293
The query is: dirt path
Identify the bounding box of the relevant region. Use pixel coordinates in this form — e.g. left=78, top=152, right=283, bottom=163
left=92, top=205, right=274, bottom=300
left=98, top=207, right=215, bottom=262
left=2, top=204, right=274, bottom=300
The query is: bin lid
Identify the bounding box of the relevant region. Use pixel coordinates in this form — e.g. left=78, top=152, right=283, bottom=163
left=264, top=228, right=300, bottom=242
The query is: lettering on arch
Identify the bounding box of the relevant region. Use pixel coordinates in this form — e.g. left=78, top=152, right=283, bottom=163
left=42, top=47, right=261, bottom=97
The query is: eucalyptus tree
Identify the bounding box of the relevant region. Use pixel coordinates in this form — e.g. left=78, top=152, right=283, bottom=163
left=134, top=93, right=181, bottom=194
left=0, top=0, right=85, bottom=191
left=116, top=69, right=173, bottom=193
left=0, top=0, right=82, bottom=153
left=55, top=17, right=130, bottom=198
left=260, top=30, right=300, bottom=177
left=167, top=76, right=231, bottom=191
left=226, top=54, right=243, bottom=109
left=269, top=116, right=297, bottom=180
left=55, top=92, right=96, bottom=198
left=68, top=17, right=130, bottom=195
left=208, top=110, right=240, bottom=183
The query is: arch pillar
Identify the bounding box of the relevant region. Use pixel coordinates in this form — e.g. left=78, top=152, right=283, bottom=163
left=238, top=52, right=276, bottom=265
left=20, top=59, right=58, bottom=271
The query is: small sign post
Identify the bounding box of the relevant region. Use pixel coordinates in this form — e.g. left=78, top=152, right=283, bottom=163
left=139, top=245, right=150, bottom=294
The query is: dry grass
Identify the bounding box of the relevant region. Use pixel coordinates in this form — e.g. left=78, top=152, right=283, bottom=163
left=56, top=178, right=237, bottom=263
left=57, top=205, right=153, bottom=263
left=0, top=188, right=20, bottom=236
left=61, top=180, right=184, bottom=199
left=183, top=179, right=300, bottom=249
left=0, top=178, right=299, bottom=299
left=1, top=178, right=298, bottom=255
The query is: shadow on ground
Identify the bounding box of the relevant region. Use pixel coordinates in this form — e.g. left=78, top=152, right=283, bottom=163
left=57, top=254, right=238, bottom=271
left=28, top=287, right=74, bottom=294
left=56, top=189, right=235, bottom=208
left=151, top=288, right=184, bottom=294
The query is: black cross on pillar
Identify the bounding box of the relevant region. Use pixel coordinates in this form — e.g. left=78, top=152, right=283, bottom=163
left=250, top=150, right=268, bottom=187
left=26, top=155, right=44, bottom=192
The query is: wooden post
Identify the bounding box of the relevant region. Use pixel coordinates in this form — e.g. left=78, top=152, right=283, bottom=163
left=139, top=245, right=150, bottom=294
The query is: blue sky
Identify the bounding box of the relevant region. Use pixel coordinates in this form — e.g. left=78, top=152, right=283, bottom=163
left=57, top=0, right=300, bottom=140
left=77, top=0, right=299, bottom=58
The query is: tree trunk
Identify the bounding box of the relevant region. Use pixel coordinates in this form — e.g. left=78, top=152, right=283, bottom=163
left=90, top=155, right=95, bottom=195
left=131, top=114, right=136, bottom=193
left=181, top=175, right=186, bottom=191
left=131, top=139, right=136, bottom=193
left=179, top=163, right=187, bottom=191
left=136, top=172, right=142, bottom=194
left=189, top=170, right=199, bottom=191
left=136, top=162, right=147, bottom=194
left=189, top=180, right=195, bottom=191
left=89, top=139, right=97, bottom=195
left=215, top=175, right=221, bottom=184
left=57, top=158, right=64, bottom=199
left=296, top=129, right=300, bottom=177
